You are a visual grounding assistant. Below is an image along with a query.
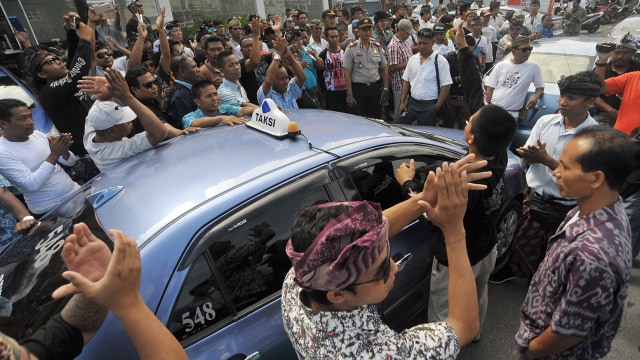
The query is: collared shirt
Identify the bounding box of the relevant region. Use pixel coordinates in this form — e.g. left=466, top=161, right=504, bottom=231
left=257, top=78, right=302, bottom=110
left=516, top=199, right=631, bottom=359
left=281, top=270, right=460, bottom=359
left=309, top=36, right=328, bottom=53
left=343, top=39, right=388, bottom=84
left=537, top=25, right=554, bottom=38
left=524, top=13, right=543, bottom=32
left=174, top=79, right=193, bottom=90
left=402, top=51, right=452, bottom=101
left=387, top=34, right=413, bottom=91
left=524, top=113, right=597, bottom=200
left=218, top=78, right=250, bottom=106
left=433, top=41, right=456, bottom=56
left=182, top=105, right=241, bottom=128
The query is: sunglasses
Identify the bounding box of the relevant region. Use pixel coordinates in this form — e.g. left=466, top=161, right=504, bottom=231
left=42, top=56, right=63, bottom=66
left=36, top=56, right=62, bottom=73
left=96, top=51, right=113, bottom=59
left=231, top=27, right=242, bottom=31
left=140, top=77, right=159, bottom=89
left=516, top=47, right=533, bottom=53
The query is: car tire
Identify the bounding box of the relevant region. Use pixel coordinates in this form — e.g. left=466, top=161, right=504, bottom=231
left=493, top=199, right=522, bottom=270
left=587, top=22, right=600, bottom=33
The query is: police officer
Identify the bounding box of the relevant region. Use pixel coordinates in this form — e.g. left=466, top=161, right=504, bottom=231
left=344, top=18, right=389, bottom=119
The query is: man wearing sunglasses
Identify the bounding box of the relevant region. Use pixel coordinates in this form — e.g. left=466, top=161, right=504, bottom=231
left=486, top=35, right=544, bottom=120
left=282, top=158, right=487, bottom=358
left=94, top=40, right=126, bottom=77
left=125, top=0, right=156, bottom=43
left=20, top=8, right=98, bottom=159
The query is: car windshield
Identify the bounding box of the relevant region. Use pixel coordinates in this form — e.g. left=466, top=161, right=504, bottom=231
left=499, top=52, right=594, bottom=83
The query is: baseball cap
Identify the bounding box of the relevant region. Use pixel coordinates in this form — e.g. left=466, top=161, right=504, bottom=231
left=417, top=28, right=434, bottom=38
left=311, top=19, right=322, bottom=28
left=87, top=101, right=137, bottom=131
left=470, top=15, right=483, bottom=24
left=358, top=17, right=374, bottom=28
left=481, top=9, right=492, bottom=16
left=397, top=19, right=415, bottom=35
left=433, top=23, right=446, bottom=33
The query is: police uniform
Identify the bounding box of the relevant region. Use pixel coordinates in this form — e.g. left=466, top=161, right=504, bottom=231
left=344, top=18, right=388, bottom=119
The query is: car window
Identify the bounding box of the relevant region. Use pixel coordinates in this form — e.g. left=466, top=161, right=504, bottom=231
left=167, top=169, right=334, bottom=343
left=334, top=145, right=460, bottom=210
left=499, top=52, right=594, bottom=83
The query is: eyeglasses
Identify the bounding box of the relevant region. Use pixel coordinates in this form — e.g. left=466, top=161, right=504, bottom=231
left=352, top=242, right=391, bottom=286
left=516, top=47, right=533, bottom=53
left=231, top=27, right=242, bottom=31
left=96, top=51, right=113, bottom=59
left=140, top=77, right=158, bottom=89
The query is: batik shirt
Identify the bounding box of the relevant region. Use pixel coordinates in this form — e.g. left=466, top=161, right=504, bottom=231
left=282, top=270, right=460, bottom=359
left=515, top=198, right=631, bottom=359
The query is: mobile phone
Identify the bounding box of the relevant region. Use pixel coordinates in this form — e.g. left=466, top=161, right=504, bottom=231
left=596, top=42, right=615, bottom=53
left=94, top=3, right=115, bottom=15
left=9, top=16, right=25, bottom=32
left=73, top=16, right=82, bottom=29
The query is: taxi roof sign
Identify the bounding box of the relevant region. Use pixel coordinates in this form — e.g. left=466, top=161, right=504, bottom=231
left=246, top=99, right=293, bottom=139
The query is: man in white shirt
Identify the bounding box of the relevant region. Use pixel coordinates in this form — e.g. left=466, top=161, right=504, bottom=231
left=486, top=36, right=544, bottom=118
left=83, top=68, right=175, bottom=172
left=394, top=28, right=452, bottom=126
left=308, top=20, right=328, bottom=53
left=433, top=23, right=455, bottom=56
left=0, top=99, right=79, bottom=216
left=524, top=0, right=545, bottom=33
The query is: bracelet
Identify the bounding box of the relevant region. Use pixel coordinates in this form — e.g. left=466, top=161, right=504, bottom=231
left=595, top=62, right=607, bottom=67
left=21, top=215, right=35, bottom=222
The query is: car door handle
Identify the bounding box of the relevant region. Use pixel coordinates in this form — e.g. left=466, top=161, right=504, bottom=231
left=226, top=352, right=261, bottom=360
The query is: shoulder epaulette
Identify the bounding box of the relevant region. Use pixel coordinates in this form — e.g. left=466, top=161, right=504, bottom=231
left=347, top=41, right=358, bottom=48
left=373, top=41, right=381, bottom=47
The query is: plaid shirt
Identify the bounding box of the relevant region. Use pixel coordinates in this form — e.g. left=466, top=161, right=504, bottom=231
left=387, top=34, right=413, bottom=91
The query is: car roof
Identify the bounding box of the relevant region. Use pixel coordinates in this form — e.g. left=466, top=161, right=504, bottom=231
left=530, top=36, right=606, bottom=55
left=609, top=15, right=640, bottom=41
left=85, top=110, right=403, bottom=245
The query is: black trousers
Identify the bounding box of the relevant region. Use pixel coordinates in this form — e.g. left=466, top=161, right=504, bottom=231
left=351, top=83, right=381, bottom=119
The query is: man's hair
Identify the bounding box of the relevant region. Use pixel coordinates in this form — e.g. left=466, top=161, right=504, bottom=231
left=530, top=0, right=540, bottom=5
left=170, top=55, right=191, bottom=74
left=191, top=80, right=215, bottom=99
left=0, top=99, right=28, bottom=122
left=168, top=38, right=182, bottom=51
left=489, top=1, right=501, bottom=11
left=471, top=105, right=517, bottom=157
left=125, top=66, right=150, bottom=89
left=350, top=5, right=363, bottom=16
left=205, top=35, right=226, bottom=50
left=324, top=26, right=338, bottom=38
left=263, top=27, right=276, bottom=37
left=96, top=40, right=111, bottom=52
left=541, top=13, right=553, bottom=22
left=557, top=70, right=602, bottom=99
left=215, top=50, right=235, bottom=69
left=340, top=9, right=350, bottom=19
left=297, top=10, right=308, bottom=18
left=572, top=127, right=634, bottom=191
left=290, top=204, right=358, bottom=306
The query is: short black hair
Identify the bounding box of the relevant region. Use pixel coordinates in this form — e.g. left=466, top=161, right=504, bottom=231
left=490, top=1, right=501, bottom=11
left=0, top=99, right=28, bottom=122
left=571, top=126, right=634, bottom=191
left=471, top=105, right=517, bottom=157
left=205, top=35, right=226, bottom=51
left=191, top=80, right=216, bottom=99
left=125, top=66, right=150, bottom=89
left=297, top=10, right=308, bottom=18
left=96, top=40, right=111, bottom=52
left=215, top=50, right=235, bottom=69
left=324, top=26, right=338, bottom=38
left=530, top=0, right=541, bottom=5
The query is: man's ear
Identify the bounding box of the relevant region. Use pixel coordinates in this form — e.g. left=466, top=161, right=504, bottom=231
left=326, top=290, right=348, bottom=304
left=592, top=170, right=606, bottom=189
left=193, top=97, right=202, bottom=107
left=0, top=119, right=8, bottom=130
left=36, top=70, right=48, bottom=82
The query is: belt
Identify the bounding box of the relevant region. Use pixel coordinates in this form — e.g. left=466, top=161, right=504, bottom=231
left=410, top=97, right=437, bottom=104
left=449, top=95, right=464, bottom=100
left=532, top=191, right=575, bottom=206
left=353, top=82, right=380, bottom=87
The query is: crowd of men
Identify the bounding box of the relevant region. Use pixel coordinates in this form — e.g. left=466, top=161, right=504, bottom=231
left=0, top=0, right=639, bottom=359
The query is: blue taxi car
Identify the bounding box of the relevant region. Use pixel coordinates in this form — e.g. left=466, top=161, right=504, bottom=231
left=0, top=107, right=525, bottom=359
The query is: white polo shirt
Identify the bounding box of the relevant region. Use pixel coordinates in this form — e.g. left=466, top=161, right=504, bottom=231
left=402, top=51, right=452, bottom=101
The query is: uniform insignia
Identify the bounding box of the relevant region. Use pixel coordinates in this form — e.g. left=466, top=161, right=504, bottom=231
left=373, top=41, right=381, bottom=47
left=348, top=42, right=358, bottom=48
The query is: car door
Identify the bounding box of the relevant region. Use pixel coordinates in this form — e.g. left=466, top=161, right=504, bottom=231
left=329, top=143, right=465, bottom=330
left=161, top=166, right=344, bottom=360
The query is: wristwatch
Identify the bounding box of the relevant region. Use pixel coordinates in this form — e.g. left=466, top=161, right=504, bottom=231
left=273, top=53, right=281, bottom=61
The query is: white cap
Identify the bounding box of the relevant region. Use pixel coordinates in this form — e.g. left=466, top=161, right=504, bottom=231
left=87, top=101, right=137, bottom=131
left=470, top=2, right=479, bottom=9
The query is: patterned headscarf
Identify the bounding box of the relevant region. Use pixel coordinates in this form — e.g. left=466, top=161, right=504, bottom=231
left=286, top=201, right=388, bottom=291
